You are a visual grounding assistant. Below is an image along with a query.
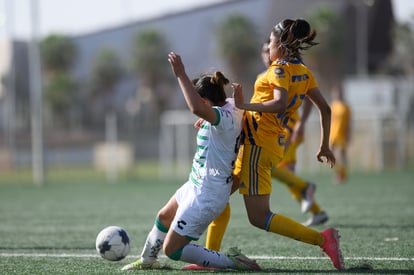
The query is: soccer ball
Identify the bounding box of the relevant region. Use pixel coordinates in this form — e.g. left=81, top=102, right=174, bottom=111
left=95, top=226, right=131, bottom=261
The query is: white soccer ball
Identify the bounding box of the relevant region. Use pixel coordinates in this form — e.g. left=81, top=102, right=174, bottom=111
left=95, top=226, right=131, bottom=261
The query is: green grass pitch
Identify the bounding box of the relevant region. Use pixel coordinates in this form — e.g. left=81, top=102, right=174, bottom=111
left=0, top=167, right=413, bottom=274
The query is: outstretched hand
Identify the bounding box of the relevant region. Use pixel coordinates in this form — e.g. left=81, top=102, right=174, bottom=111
left=316, top=147, right=336, bottom=168
left=168, top=52, right=185, bottom=77
left=232, top=83, right=244, bottom=109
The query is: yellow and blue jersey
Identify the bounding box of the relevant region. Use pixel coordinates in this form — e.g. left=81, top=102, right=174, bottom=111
left=241, top=59, right=318, bottom=158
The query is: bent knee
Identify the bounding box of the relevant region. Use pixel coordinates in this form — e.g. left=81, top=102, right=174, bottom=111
left=157, top=211, right=174, bottom=229
left=247, top=213, right=270, bottom=230
left=248, top=217, right=265, bottom=229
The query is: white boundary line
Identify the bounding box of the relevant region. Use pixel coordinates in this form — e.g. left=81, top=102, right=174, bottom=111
left=0, top=253, right=413, bottom=261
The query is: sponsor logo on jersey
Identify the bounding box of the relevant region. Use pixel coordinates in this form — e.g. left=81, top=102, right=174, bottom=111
left=292, top=74, right=310, bottom=82
left=273, top=67, right=285, bottom=79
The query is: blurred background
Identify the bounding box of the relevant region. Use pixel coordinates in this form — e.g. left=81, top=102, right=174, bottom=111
left=0, top=0, right=413, bottom=184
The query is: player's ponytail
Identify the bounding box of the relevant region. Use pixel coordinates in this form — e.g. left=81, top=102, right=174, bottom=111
left=193, top=71, right=228, bottom=105
left=211, top=71, right=229, bottom=88
left=291, top=19, right=317, bottom=48
left=273, top=18, right=318, bottom=61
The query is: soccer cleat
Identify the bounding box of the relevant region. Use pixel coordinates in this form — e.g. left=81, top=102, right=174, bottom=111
left=182, top=264, right=217, bottom=271
left=303, top=211, right=329, bottom=227
left=121, top=259, right=161, bottom=270
left=320, top=228, right=345, bottom=270
left=301, top=182, right=316, bottom=213
left=226, top=247, right=261, bottom=270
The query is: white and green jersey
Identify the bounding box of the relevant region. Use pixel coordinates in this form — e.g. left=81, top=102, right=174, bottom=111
left=188, top=98, right=243, bottom=188
left=172, top=98, right=243, bottom=240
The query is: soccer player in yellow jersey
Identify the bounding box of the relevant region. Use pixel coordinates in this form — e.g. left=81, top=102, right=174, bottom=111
left=330, top=84, right=351, bottom=184
left=202, top=42, right=328, bottom=257
left=186, top=19, right=344, bottom=271
left=233, top=18, right=343, bottom=270
left=260, top=39, right=328, bottom=226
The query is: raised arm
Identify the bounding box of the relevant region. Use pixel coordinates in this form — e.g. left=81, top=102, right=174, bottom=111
left=168, top=52, right=218, bottom=124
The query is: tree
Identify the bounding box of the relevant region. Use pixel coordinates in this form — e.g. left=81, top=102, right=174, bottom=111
left=44, top=72, right=77, bottom=127
left=215, top=14, right=259, bottom=98
left=40, top=34, right=78, bottom=127
left=388, top=20, right=414, bottom=76
left=40, top=34, right=76, bottom=75
left=90, top=48, right=123, bottom=114
left=305, top=6, right=346, bottom=90
left=131, top=29, right=171, bottom=127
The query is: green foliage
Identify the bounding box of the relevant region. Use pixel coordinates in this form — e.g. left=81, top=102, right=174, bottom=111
left=307, top=6, right=345, bottom=56
left=215, top=14, right=259, bottom=77
left=389, top=21, right=414, bottom=75
left=131, top=29, right=170, bottom=86
left=91, top=48, right=123, bottom=93
left=40, top=34, right=78, bottom=126
left=44, top=72, right=77, bottom=116
left=40, top=34, right=76, bottom=72
left=305, top=6, right=347, bottom=86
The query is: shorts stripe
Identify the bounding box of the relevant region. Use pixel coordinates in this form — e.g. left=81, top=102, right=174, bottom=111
left=249, top=145, right=261, bottom=195
left=245, top=116, right=255, bottom=145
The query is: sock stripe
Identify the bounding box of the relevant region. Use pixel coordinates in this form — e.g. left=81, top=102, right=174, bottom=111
left=264, top=212, right=275, bottom=231
left=155, top=218, right=169, bottom=233
left=168, top=247, right=183, bottom=261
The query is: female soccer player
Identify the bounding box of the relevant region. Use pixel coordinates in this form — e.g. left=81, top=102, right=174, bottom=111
left=231, top=18, right=344, bottom=270
left=262, top=38, right=329, bottom=226
left=193, top=39, right=331, bottom=262
left=192, top=19, right=344, bottom=269
left=121, top=52, right=260, bottom=271
left=191, top=19, right=344, bottom=271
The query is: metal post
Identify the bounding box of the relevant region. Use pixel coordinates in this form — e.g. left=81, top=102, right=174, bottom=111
left=29, top=0, right=44, bottom=185
left=5, top=0, right=16, bottom=169
left=105, top=111, right=117, bottom=183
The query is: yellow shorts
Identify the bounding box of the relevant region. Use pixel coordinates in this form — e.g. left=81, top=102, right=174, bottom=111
left=278, top=135, right=303, bottom=168
left=234, top=144, right=282, bottom=196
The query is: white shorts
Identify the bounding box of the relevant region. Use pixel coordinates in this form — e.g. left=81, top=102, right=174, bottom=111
left=171, top=180, right=231, bottom=240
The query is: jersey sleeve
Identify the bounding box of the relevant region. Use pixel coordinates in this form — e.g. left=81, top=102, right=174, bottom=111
left=267, top=64, right=290, bottom=90
left=212, top=106, right=237, bottom=131
left=307, top=69, right=318, bottom=90
left=211, top=107, right=221, bottom=126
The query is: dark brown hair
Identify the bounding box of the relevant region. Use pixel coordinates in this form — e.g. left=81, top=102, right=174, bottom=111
left=272, top=18, right=318, bottom=61
left=192, top=71, right=229, bottom=104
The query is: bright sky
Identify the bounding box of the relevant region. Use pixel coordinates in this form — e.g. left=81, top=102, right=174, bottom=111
left=0, top=0, right=413, bottom=40
left=0, top=0, right=226, bottom=39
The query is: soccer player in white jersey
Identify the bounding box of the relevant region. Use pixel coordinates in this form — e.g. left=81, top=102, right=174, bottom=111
left=121, top=52, right=260, bottom=271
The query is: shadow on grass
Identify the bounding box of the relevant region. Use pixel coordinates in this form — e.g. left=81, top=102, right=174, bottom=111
left=179, top=267, right=414, bottom=274
left=254, top=268, right=414, bottom=274
left=179, top=263, right=413, bottom=274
